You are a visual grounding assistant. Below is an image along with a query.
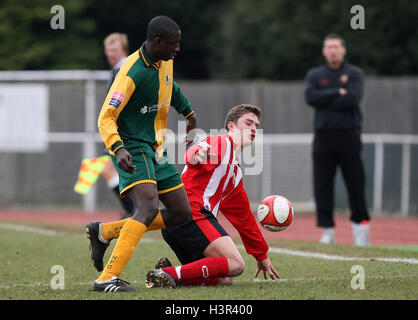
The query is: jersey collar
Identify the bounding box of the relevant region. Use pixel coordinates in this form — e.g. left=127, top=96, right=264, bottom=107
left=139, top=42, right=161, bottom=70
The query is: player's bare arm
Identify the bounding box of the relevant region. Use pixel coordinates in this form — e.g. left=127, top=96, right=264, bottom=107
left=184, top=113, right=197, bottom=146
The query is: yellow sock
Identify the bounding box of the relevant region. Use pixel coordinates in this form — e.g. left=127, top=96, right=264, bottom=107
left=101, top=218, right=130, bottom=242
left=101, top=212, right=165, bottom=242
left=147, top=211, right=166, bottom=231
left=97, top=218, right=147, bottom=282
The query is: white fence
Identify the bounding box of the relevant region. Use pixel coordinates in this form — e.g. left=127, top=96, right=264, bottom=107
left=260, top=134, right=418, bottom=217
left=0, top=71, right=417, bottom=216
left=46, top=132, right=418, bottom=216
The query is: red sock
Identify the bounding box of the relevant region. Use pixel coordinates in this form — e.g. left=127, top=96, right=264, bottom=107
left=179, top=277, right=220, bottom=286
left=162, top=257, right=229, bottom=282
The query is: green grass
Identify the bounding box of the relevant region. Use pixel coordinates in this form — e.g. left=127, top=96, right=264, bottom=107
left=0, top=221, right=417, bottom=300
left=379, top=245, right=418, bottom=252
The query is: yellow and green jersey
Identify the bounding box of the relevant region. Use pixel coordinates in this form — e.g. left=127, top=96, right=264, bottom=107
left=98, top=42, right=194, bottom=158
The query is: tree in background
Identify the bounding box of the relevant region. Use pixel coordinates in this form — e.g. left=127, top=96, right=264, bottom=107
left=0, top=0, right=416, bottom=79
left=88, top=0, right=226, bottom=79
left=209, top=0, right=418, bottom=80
left=0, top=0, right=225, bottom=78
left=0, top=0, right=101, bottom=70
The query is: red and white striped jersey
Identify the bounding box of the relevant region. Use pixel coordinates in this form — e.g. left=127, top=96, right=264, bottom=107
left=181, top=134, right=269, bottom=261
left=182, top=134, right=241, bottom=216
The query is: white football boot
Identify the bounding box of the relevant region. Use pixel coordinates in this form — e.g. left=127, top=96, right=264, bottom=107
left=352, top=221, right=370, bottom=246
left=319, top=227, right=335, bottom=244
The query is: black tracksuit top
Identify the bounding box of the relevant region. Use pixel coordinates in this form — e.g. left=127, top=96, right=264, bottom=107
left=304, top=62, right=364, bottom=132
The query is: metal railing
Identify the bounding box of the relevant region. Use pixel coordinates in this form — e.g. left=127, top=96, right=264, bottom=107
left=260, top=134, right=418, bottom=217
left=0, top=71, right=416, bottom=215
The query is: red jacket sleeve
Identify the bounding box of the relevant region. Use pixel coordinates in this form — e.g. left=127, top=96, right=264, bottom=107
left=219, top=182, right=269, bottom=261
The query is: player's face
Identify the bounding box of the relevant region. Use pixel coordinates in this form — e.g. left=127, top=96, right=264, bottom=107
left=232, top=113, right=259, bottom=148
left=105, top=39, right=127, bottom=68
left=322, top=39, right=346, bottom=67
left=157, top=31, right=181, bottom=61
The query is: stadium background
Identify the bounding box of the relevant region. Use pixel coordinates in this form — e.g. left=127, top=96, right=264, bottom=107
left=0, top=0, right=417, bottom=217
left=1, top=2, right=417, bottom=304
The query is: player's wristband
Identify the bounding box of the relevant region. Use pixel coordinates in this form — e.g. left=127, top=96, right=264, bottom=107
left=184, top=110, right=195, bottom=119
left=111, top=141, right=124, bottom=153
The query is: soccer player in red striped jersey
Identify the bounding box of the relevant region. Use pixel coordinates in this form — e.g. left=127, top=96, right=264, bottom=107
left=146, top=104, right=280, bottom=288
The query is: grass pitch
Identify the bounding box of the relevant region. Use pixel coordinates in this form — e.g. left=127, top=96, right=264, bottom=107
left=0, top=221, right=417, bottom=301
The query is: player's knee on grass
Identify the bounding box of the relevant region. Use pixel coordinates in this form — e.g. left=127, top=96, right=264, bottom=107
left=227, top=256, right=245, bottom=277
left=218, top=277, right=233, bottom=286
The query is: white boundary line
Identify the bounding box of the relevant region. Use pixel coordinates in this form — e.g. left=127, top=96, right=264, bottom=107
left=266, top=246, right=418, bottom=265
left=2, top=274, right=417, bottom=290
left=252, top=273, right=417, bottom=282
left=1, top=222, right=417, bottom=290
left=1, top=222, right=418, bottom=265
left=0, top=222, right=64, bottom=236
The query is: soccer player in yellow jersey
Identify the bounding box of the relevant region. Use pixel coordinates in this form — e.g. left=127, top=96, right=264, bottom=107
left=87, top=16, right=197, bottom=292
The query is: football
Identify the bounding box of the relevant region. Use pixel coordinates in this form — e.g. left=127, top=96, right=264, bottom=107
left=257, top=195, right=294, bottom=232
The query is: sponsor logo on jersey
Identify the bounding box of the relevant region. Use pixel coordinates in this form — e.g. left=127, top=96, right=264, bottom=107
left=139, top=104, right=161, bottom=114
left=109, top=91, right=125, bottom=108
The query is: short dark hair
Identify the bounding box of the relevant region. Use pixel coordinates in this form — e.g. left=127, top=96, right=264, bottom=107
left=224, top=104, right=262, bottom=130
left=146, top=16, right=180, bottom=40
left=323, top=33, right=346, bottom=48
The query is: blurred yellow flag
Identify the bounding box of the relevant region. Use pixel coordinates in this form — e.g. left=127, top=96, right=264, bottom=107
left=74, top=155, right=111, bottom=194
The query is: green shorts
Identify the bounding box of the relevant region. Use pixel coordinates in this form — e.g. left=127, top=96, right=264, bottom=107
left=112, top=147, right=183, bottom=197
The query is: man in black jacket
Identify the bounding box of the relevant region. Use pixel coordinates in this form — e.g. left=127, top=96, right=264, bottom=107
left=304, top=34, right=370, bottom=246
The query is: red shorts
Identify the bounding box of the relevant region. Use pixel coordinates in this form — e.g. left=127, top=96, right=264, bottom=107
left=161, top=206, right=228, bottom=264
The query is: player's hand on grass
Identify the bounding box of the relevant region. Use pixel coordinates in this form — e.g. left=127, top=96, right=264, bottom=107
left=116, top=148, right=136, bottom=174
left=254, top=258, right=280, bottom=280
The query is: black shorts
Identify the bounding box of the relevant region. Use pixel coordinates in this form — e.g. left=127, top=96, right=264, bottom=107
left=161, top=207, right=228, bottom=265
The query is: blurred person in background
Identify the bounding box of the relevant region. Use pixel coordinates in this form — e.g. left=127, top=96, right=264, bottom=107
left=304, top=33, right=370, bottom=246
left=101, top=33, right=135, bottom=219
